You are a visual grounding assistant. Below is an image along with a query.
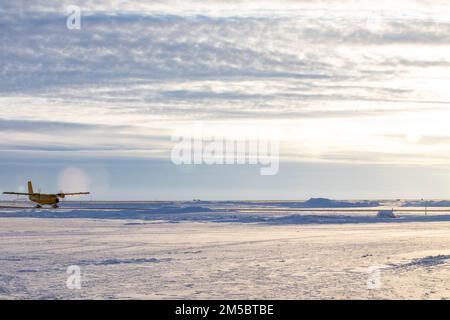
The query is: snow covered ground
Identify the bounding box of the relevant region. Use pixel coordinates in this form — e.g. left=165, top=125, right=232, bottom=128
left=2, top=201, right=450, bottom=299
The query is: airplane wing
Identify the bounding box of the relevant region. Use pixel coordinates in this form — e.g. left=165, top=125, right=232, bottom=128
left=58, top=192, right=90, bottom=197
left=3, top=192, right=32, bottom=195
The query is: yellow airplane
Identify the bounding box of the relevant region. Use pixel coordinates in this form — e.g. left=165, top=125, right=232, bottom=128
left=3, top=181, right=89, bottom=208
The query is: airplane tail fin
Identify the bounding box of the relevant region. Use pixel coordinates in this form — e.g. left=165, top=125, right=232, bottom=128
left=28, top=181, right=34, bottom=194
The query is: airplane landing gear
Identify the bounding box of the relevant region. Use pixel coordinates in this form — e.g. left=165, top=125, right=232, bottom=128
left=52, top=204, right=59, bottom=209
left=35, top=204, right=42, bottom=209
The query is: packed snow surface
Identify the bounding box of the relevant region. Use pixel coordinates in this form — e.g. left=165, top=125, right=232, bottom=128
left=1, top=200, right=450, bottom=299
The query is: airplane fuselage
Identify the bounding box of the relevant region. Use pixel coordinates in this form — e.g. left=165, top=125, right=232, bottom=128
left=29, top=194, right=60, bottom=205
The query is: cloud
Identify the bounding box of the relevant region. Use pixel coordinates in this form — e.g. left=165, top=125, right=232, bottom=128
left=4, top=1, right=450, bottom=16
left=2, top=2, right=450, bottom=166
left=0, top=118, right=171, bottom=156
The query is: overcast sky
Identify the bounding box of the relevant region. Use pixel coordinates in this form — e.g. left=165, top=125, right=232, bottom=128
left=2, top=1, right=450, bottom=200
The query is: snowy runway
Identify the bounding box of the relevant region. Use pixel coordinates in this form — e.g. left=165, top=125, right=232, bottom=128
left=2, top=201, right=450, bottom=299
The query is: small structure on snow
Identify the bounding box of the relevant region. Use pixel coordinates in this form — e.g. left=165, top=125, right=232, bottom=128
left=377, top=210, right=396, bottom=218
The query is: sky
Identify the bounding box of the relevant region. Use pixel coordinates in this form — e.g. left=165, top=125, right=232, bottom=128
left=2, top=1, right=450, bottom=200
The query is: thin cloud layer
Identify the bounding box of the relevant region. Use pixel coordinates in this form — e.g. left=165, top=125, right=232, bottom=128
left=2, top=1, right=450, bottom=166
